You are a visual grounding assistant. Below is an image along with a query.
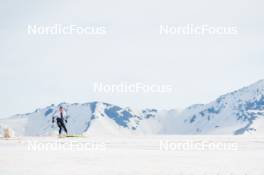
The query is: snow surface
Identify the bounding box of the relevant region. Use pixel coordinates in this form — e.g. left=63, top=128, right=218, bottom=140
left=0, top=135, right=263, bottom=175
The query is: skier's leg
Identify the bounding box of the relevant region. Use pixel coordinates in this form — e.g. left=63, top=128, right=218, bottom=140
left=61, top=122, right=68, bottom=134
left=56, top=118, right=62, bottom=135
left=59, top=126, right=62, bottom=135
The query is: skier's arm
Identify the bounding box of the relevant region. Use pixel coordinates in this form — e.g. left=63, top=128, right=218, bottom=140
left=52, top=111, right=59, bottom=123
left=64, top=110, right=68, bottom=123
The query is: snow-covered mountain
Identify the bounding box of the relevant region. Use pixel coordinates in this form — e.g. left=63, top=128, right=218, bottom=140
left=150, top=79, right=264, bottom=135
left=1, top=80, right=264, bottom=136
left=0, top=102, right=157, bottom=136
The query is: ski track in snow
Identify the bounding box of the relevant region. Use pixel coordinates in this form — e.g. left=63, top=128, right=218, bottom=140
left=0, top=135, right=263, bottom=175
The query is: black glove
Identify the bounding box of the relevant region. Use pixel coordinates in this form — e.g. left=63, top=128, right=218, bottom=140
left=52, top=117, right=55, bottom=123
left=65, top=119, right=67, bottom=123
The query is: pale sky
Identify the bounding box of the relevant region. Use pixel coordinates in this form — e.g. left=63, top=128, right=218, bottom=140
left=0, top=0, right=264, bottom=117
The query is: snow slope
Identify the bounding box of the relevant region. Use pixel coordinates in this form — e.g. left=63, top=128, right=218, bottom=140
left=1, top=80, right=264, bottom=135
left=167, top=80, right=264, bottom=135
left=0, top=135, right=263, bottom=175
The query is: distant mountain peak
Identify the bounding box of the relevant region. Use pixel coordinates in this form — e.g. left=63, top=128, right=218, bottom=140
left=1, top=80, right=264, bottom=136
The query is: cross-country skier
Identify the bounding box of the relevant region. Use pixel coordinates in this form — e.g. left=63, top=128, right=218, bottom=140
left=52, top=106, right=68, bottom=135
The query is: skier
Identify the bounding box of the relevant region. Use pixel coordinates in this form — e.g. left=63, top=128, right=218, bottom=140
left=52, top=106, right=68, bottom=136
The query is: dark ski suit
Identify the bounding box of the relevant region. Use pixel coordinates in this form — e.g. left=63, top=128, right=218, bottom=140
left=52, top=109, right=68, bottom=135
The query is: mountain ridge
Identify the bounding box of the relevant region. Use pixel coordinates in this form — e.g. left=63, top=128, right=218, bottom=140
left=1, top=80, right=264, bottom=136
